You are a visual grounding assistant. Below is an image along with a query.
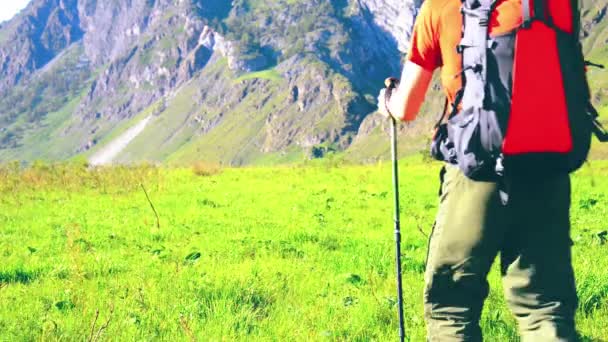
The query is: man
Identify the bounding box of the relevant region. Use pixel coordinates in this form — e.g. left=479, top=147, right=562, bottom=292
left=377, top=0, right=579, bottom=341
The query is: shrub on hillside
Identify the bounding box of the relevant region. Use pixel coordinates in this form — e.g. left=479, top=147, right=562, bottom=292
left=192, top=161, right=222, bottom=177
left=0, top=161, right=163, bottom=194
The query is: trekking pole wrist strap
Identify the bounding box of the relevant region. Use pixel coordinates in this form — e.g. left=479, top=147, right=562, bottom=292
left=385, top=93, right=397, bottom=121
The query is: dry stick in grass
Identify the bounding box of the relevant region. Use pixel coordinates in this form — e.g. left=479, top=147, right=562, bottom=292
left=92, top=306, right=114, bottom=342
left=417, top=224, right=429, bottom=239
left=87, top=309, right=100, bottom=342
left=141, top=183, right=160, bottom=229
left=179, top=315, right=197, bottom=342
left=410, top=213, right=429, bottom=239
left=366, top=270, right=383, bottom=306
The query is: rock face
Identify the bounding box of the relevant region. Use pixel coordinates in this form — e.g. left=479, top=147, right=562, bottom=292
left=0, top=0, right=606, bottom=164
left=354, top=0, right=417, bottom=53
left=0, top=0, right=82, bottom=94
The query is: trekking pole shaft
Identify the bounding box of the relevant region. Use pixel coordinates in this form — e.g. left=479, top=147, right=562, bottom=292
left=391, top=116, right=405, bottom=342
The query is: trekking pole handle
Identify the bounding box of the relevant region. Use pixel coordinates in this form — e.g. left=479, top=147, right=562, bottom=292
left=384, top=77, right=400, bottom=99
left=385, top=77, right=400, bottom=89
left=384, top=77, right=401, bottom=123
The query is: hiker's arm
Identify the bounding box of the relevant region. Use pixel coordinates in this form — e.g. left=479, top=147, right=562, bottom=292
left=388, top=61, right=434, bottom=122
left=376, top=0, right=438, bottom=122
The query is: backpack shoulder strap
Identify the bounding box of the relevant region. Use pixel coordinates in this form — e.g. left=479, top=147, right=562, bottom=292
left=522, top=0, right=531, bottom=27
left=572, top=0, right=581, bottom=38
left=458, top=0, right=497, bottom=109
left=523, top=0, right=579, bottom=31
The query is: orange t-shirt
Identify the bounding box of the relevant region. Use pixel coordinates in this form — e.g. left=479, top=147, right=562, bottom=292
left=407, top=0, right=523, bottom=105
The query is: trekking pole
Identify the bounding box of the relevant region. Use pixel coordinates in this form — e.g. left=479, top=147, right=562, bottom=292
left=384, top=77, right=405, bottom=342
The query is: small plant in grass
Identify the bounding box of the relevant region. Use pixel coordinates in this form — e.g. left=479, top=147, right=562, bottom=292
left=191, top=161, right=222, bottom=177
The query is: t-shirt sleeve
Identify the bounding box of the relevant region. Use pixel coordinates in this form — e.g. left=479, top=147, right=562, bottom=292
left=406, top=1, right=442, bottom=71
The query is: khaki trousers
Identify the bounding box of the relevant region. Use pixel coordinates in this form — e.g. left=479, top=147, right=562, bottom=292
left=424, top=164, right=579, bottom=341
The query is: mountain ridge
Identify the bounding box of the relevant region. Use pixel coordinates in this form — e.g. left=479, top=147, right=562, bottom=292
left=0, top=0, right=606, bottom=165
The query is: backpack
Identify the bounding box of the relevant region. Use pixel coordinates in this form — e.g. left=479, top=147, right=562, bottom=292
left=430, top=0, right=607, bottom=181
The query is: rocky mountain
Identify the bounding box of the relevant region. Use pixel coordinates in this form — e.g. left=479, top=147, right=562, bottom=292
left=0, top=0, right=606, bottom=165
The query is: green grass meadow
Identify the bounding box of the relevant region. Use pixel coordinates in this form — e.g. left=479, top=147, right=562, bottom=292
left=1, top=159, right=608, bottom=341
